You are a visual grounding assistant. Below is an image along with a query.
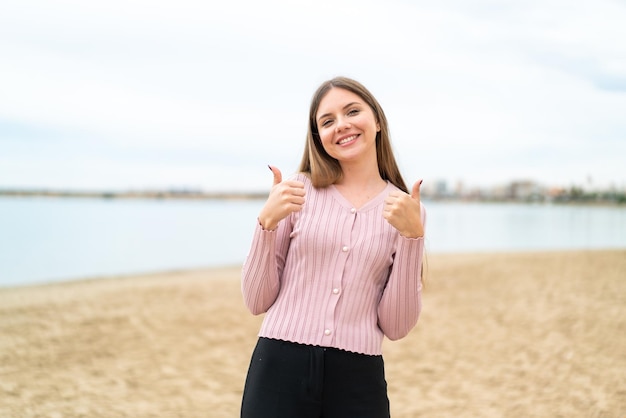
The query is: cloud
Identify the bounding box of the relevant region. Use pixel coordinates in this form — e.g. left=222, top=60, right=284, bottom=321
left=1, top=0, right=625, bottom=190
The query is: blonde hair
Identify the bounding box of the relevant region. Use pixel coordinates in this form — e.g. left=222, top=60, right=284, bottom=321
left=298, top=77, right=408, bottom=193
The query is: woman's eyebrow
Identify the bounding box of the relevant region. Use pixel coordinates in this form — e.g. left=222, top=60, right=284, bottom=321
left=317, top=102, right=361, bottom=123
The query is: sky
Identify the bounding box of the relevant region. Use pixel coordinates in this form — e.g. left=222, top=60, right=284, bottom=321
left=1, top=0, right=625, bottom=193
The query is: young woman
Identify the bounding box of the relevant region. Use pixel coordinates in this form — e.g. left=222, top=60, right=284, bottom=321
left=240, top=76, right=426, bottom=418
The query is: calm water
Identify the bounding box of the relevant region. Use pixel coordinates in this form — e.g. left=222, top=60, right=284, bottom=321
left=1, top=197, right=624, bottom=287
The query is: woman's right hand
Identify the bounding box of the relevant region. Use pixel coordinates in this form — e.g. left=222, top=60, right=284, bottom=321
left=258, top=166, right=306, bottom=230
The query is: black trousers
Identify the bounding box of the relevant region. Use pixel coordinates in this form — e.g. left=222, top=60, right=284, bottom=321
left=240, top=337, right=390, bottom=418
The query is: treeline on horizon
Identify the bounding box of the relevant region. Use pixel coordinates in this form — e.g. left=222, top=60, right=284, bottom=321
left=0, top=188, right=268, bottom=201
left=0, top=186, right=624, bottom=205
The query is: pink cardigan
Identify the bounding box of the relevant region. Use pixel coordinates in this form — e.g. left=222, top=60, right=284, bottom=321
left=242, top=174, right=426, bottom=355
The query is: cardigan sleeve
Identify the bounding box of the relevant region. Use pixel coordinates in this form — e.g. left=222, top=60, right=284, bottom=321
left=377, top=203, right=427, bottom=340
left=241, top=215, right=293, bottom=315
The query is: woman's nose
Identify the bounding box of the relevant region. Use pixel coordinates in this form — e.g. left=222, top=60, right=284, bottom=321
left=336, top=117, right=351, bottom=131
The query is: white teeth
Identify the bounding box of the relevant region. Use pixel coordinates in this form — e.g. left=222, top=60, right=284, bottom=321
left=338, top=135, right=357, bottom=145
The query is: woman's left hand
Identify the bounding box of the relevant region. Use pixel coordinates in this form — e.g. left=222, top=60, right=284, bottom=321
left=383, top=180, right=424, bottom=238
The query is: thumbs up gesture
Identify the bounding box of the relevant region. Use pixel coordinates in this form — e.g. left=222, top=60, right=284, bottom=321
left=258, top=166, right=306, bottom=230
left=383, top=180, right=424, bottom=238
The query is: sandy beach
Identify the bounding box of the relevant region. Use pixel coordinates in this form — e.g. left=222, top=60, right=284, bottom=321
left=1, top=250, right=624, bottom=418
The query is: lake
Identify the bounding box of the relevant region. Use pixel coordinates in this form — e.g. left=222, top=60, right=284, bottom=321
left=1, top=197, right=624, bottom=287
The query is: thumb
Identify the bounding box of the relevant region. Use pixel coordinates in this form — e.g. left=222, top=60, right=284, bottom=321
left=411, top=179, right=423, bottom=200
left=268, top=165, right=283, bottom=186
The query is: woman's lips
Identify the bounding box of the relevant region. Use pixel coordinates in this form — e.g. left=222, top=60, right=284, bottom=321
left=337, top=134, right=359, bottom=145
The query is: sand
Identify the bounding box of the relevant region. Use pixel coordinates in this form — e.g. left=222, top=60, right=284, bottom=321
left=1, top=250, right=624, bottom=418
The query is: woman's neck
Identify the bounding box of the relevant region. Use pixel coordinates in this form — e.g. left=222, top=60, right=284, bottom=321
left=333, top=160, right=387, bottom=208
left=336, top=154, right=384, bottom=189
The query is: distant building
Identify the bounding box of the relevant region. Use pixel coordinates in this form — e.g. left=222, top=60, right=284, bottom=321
left=507, top=181, right=544, bottom=201
left=434, top=179, right=448, bottom=197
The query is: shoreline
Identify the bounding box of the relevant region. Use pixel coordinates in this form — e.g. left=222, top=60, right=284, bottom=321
left=1, top=249, right=625, bottom=417
left=1, top=189, right=624, bottom=206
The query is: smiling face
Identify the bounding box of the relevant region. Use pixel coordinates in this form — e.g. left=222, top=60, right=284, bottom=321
left=315, top=87, right=380, bottom=165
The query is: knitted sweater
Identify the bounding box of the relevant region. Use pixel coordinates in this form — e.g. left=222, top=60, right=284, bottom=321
left=242, top=173, right=426, bottom=355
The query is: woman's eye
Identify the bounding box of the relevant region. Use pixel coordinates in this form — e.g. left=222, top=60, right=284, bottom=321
left=321, top=119, right=333, bottom=127
left=347, top=109, right=360, bottom=116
